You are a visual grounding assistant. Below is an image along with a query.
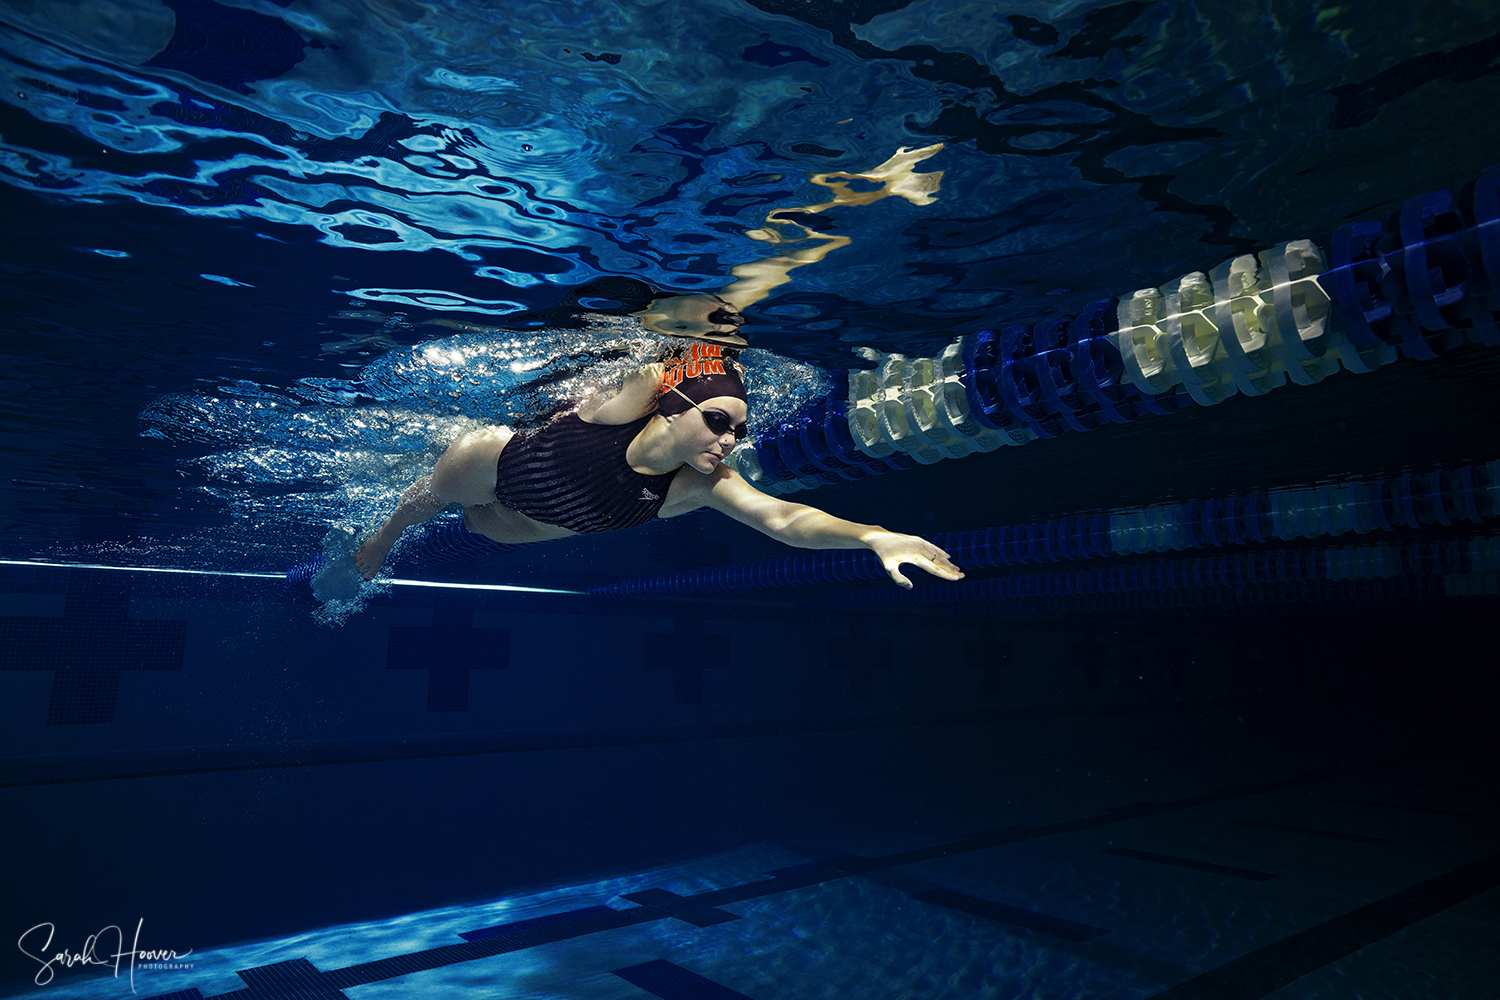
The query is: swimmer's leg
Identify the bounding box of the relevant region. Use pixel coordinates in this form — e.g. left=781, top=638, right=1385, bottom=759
left=354, top=476, right=443, bottom=579
left=356, top=426, right=512, bottom=579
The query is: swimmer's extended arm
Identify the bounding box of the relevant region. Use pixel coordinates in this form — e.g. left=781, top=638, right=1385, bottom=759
left=696, top=466, right=963, bottom=589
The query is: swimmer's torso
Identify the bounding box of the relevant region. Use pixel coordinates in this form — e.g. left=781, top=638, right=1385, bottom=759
left=493, top=412, right=680, bottom=533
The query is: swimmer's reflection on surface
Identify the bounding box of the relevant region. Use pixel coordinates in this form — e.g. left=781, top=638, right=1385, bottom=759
left=632, top=292, right=748, bottom=345
left=429, top=144, right=947, bottom=351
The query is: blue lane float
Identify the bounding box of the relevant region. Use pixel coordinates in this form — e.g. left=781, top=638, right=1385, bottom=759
left=803, top=535, right=1500, bottom=612
left=589, top=459, right=1500, bottom=598
left=730, top=171, right=1500, bottom=494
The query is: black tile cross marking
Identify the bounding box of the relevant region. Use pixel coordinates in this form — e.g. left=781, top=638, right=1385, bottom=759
left=614, top=958, right=754, bottom=1000
left=0, top=570, right=187, bottom=725
left=620, top=888, right=741, bottom=927
left=133, top=959, right=356, bottom=1000
left=387, top=606, right=509, bottom=712
left=237, top=958, right=349, bottom=998
left=137, top=754, right=1494, bottom=1000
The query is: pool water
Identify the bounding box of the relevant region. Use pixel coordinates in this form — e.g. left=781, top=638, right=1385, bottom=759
left=2, top=1, right=1498, bottom=997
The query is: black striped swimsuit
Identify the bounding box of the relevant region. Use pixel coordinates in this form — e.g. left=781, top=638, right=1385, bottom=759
left=493, top=412, right=679, bottom=533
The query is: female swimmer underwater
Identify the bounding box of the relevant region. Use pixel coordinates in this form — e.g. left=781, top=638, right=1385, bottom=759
left=354, top=343, right=964, bottom=589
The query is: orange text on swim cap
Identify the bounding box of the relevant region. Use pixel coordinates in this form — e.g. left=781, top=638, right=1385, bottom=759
left=660, top=342, right=727, bottom=390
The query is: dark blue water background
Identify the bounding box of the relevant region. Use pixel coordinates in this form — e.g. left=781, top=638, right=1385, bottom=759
left=5, top=0, right=1500, bottom=579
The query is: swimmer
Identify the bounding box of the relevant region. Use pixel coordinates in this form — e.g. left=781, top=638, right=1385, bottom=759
left=355, top=347, right=963, bottom=589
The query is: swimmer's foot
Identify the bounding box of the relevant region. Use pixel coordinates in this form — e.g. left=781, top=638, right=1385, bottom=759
left=354, top=528, right=397, bottom=581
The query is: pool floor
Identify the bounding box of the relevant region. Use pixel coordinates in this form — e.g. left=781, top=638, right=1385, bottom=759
left=10, top=748, right=1495, bottom=1000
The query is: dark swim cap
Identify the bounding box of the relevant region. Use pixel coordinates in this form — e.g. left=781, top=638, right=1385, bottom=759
left=656, top=342, right=747, bottom=416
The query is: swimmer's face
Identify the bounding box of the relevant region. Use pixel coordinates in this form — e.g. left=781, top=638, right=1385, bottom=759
left=674, top=394, right=748, bottom=473
left=634, top=294, right=748, bottom=346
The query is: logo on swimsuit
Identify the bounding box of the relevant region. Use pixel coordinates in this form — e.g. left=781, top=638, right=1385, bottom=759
left=638, top=487, right=660, bottom=501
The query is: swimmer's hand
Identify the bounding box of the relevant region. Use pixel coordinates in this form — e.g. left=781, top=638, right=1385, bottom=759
left=865, top=531, right=964, bottom=589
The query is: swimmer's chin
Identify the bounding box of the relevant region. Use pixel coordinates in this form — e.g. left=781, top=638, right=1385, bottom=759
left=690, top=453, right=723, bottom=474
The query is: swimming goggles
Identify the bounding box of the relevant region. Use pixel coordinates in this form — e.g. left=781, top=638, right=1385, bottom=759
left=668, top=384, right=747, bottom=440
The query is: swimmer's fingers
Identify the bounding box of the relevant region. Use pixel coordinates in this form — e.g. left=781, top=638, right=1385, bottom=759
left=923, top=547, right=965, bottom=581
left=884, top=554, right=965, bottom=589
left=871, top=534, right=965, bottom=589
